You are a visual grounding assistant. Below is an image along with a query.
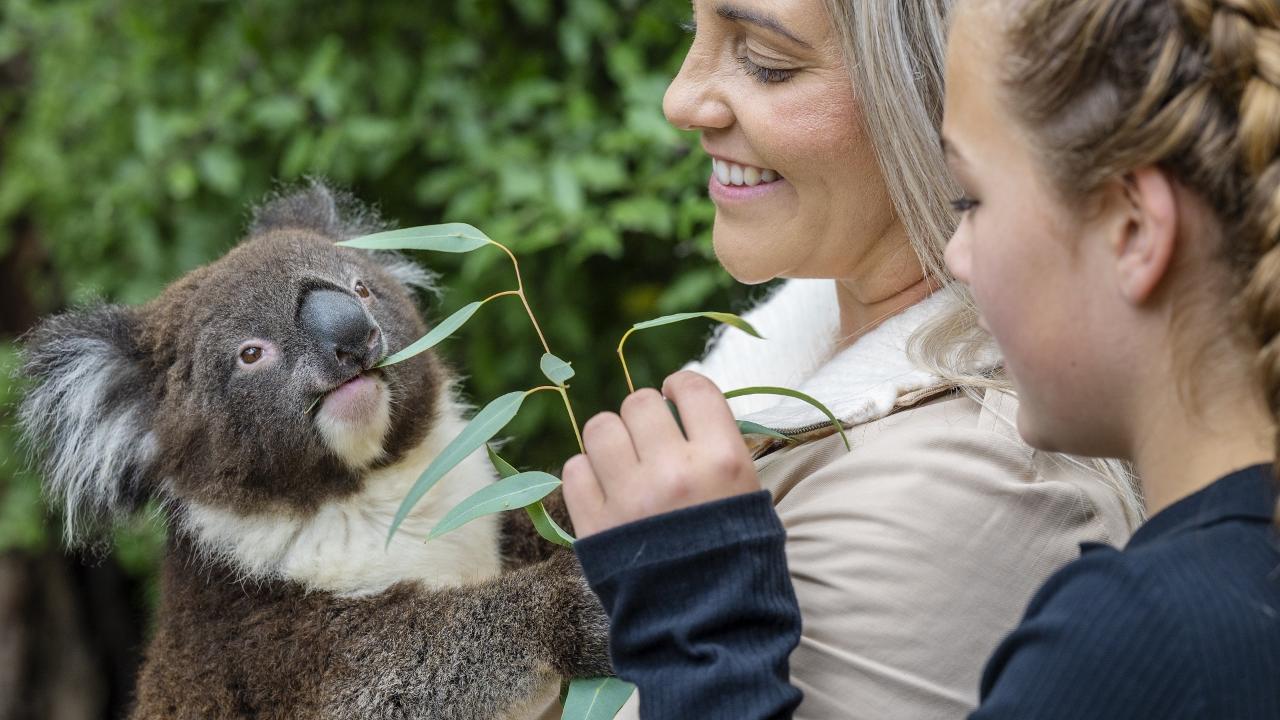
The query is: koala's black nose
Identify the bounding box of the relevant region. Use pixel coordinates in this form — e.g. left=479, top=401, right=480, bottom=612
left=299, top=288, right=381, bottom=374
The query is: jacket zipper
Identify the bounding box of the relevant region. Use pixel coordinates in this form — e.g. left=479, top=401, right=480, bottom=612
left=771, top=420, right=849, bottom=437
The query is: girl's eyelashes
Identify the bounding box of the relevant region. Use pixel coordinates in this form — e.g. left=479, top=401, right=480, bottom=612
left=736, top=55, right=797, bottom=84
left=950, top=196, right=980, bottom=214
left=680, top=18, right=696, bottom=34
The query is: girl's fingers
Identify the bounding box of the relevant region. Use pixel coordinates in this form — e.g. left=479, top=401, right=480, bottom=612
left=661, top=371, right=743, bottom=448
left=581, top=411, right=640, bottom=484
left=561, top=454, right=607, bottom=537
left=619, top=388, right=687, bottom=460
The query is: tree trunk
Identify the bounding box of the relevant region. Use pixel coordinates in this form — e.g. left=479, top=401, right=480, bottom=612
left=0, top=550, right=144, bottom=720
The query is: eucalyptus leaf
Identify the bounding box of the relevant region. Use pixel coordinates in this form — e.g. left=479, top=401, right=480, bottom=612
left=630, top=311, right=762, bottom=338
left=378, top=300, right=485, bottom=367
left=428, top=471, right=562, bottom=540
left=723, top=386, right=849, bottom=450
left=525, top=500, right=575, bottom=547
left=540, top=352, right=575, bottom=386
left=486, top=446, right=576, bottom=547
left=561, top=678, right=636, bottom=720
left=736, top=420, right=795, bottom=443
left=386, top=391, right=526, bottom=543
left=338, top=223, right=491, bottom=253
left=486, top=444, right=519, bottom=478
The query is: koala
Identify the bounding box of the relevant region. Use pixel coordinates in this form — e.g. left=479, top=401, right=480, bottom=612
left=17, top=183, right=611, bottom=720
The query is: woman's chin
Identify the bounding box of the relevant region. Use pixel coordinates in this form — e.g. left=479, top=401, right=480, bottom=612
left=712, top=233, right=785, bottom=285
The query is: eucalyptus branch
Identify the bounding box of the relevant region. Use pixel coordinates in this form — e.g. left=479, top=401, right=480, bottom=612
left=616, top=327, right=639, bottom=394
left=490, top=239, right=585, bottom=453
left=615, top=312, right=762, bottom=395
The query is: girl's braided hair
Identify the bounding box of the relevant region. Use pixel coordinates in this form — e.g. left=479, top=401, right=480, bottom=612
left=999, top=0, right=1280, bottom=520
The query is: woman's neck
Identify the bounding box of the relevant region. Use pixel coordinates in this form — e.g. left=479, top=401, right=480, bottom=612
left=1130, top=370, right=1274, bottom=516
left=833, top=277, right=933, bottom=352
left=832, top=223, right=935, bottom=352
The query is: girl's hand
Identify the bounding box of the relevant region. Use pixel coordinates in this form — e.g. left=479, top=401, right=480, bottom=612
left=562, top=370, right=762, bottom=538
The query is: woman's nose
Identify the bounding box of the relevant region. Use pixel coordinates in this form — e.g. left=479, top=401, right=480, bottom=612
left=663, top=44, right=734, bottom=132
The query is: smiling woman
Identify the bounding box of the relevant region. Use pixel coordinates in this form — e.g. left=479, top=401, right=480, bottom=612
left=665, top=0, right=908, bottom=309
left=566, top=1, right=1144, bottom=718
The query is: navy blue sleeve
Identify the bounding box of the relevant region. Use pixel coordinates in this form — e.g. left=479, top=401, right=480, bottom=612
left=970, top=546, right=1202, bottom=720
left=574, top=491, right=803, bottom=719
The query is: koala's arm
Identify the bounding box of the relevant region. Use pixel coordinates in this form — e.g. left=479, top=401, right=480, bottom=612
left=500, top=488, right=576, bottom=570
left=321, top=549, right=611, bottom=720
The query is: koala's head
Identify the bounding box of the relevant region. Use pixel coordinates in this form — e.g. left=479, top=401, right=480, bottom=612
left=19, top=183, right=446, bottom=544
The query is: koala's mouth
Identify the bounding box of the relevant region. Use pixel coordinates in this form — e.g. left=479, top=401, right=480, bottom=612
left=306, top=369, right=385, bottom=416
left=311, top=368, right=394, bottom=468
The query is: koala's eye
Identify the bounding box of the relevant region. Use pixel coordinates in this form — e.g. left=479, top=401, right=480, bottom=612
left=354, top=280, right=371, bottom=299
left=239, top=346, right=264, bottom=364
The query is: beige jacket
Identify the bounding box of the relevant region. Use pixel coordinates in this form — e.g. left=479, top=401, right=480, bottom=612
left=611, top=281, right=1137, bottom=719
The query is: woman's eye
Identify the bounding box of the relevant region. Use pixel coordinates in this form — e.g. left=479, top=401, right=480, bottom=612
left=736, top=56, right=797, bottom=84
left=239, top=346, right=263, bottom=364
left=354, top=280, right=371, bottom=298
left=950, top=197, right=980, bottom=214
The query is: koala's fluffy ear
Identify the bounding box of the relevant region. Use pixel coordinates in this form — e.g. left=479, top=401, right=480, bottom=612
left=18, top=305, right=158, bottom=546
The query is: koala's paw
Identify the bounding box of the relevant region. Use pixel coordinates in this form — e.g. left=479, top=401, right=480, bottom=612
left=546, top=550, right=614, bottom=679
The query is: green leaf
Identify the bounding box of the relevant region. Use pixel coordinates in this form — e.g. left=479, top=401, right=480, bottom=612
left=486, top=444, right=519, bottom=478
left=631, top=311, right=762, bottom=339
left=338, top=223, right=492, bottom=253
left=723, top=386, right=850, bottom=450
left=561, top=678, right=636, bottom=720
left=378, top=300, right=485, bottom=367
left=387, top=391, right=527, bottom=543
left=736, top=420, right=795, bottom=443
left=486, top=445, right=575, bottom=547
left=540, top=352, right=575, bottom=386
left=525, top=500, right=575, bottom=547
left=428, top=471, right=562, bottom=540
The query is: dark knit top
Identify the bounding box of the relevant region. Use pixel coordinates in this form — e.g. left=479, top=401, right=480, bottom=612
left=575, top=465, right=1280, bottom=719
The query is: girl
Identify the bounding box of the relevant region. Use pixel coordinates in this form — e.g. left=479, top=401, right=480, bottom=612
left=565, top=0, right=1280, bottom=717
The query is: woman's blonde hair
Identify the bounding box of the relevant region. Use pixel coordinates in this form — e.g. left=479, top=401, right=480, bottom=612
left=820, top=0, right=1145, bottom=523
left=996, top=0, right=1280, bottom=520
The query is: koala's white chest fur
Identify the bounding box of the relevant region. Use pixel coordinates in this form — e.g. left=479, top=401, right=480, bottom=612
left=182, top=396, right=503, bottom=596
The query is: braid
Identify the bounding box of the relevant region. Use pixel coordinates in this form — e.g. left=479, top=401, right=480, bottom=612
left=1190, top=1, right=1280, bottom=521
left=1002, top=0, right=1280, bottom=521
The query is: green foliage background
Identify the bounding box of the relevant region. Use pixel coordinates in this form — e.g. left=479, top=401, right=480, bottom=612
left=0, top=0, right=761, bottom=572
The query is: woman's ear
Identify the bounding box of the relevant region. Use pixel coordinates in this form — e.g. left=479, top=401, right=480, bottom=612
left=1112, top=167, right=1179, bottom=304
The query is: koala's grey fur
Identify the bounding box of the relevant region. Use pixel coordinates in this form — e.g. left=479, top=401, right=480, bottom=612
left=18, top=181, right=610, bottom=719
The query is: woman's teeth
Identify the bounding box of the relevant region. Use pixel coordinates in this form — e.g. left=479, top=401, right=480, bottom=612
left=712, top=158, right=781, bottom=187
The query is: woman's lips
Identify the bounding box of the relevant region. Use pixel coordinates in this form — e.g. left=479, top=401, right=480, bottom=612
left=708, top=170, right=788, bottom=203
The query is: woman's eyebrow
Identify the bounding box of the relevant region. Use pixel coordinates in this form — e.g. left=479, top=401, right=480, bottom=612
left=715, top=4, right=813, bottom=49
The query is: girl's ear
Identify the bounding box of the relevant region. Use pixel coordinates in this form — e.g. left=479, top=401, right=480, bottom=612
left=1112, top=167, right=1179, bottom=304
left=18, top=305, right=159, bottom=547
